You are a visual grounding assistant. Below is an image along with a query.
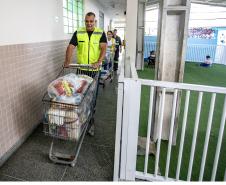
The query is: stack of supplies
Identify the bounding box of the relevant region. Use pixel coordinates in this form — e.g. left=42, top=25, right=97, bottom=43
left=47, top=73, right=93, bottom=105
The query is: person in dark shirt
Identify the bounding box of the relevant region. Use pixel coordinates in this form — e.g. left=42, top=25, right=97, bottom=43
left=64, top=12, right=107, bottom=136
left=113, top=29, right=122, bottom=71
left=64, top=12, right=107, bottom=68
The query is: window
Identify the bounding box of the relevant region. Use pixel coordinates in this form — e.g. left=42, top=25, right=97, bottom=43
left=63, top=0, right=84, bottom=34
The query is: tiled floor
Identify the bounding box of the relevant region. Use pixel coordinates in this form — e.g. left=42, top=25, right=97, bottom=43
left=0, top=74, right=118, bottom=181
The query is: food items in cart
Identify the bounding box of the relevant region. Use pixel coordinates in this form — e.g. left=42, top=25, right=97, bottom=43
left=58, top=127, right=68, bottom=138
left=66, top=119, right=83, bottom=140
left=45, top=72, right=96, bottom=140
left=76, top=80, right=87, bottom=93
left=48, top=108, right=66, bottom=126
left=55, top=94, right=84, bottom=105
left=77, top=74, right=93, bottom=84
left=47, top=119, right=85, bottom=140
left=46, top=106, right=87, bottom=140
left=47, top=107, right=79, bottom=126
left=47, top=73, right=93, bottom=104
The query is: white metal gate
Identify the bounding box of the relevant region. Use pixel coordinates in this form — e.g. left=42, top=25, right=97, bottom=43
left=114, top=77, right=226, bottom=181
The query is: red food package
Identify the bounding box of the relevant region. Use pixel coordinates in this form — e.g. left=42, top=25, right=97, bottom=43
left=54, top=81, right=65, bottom=95
left=76, top=80, right=87, bottom=93
left=58, top=127, right=68, bottom=138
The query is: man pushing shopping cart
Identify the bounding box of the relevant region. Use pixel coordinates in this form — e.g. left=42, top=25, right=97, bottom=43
left=64, top=11, right=107, bottom=136
left=42, top=12, right=107, bottom=167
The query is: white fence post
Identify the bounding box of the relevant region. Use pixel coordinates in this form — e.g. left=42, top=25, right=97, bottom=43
left=199, top=93, right=216, bottom=181
left=211, top=96, right=226, bottom=181
left=120, top=78, right=141, bottom=180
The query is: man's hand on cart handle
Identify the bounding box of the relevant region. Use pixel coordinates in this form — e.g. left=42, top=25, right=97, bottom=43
left=92, top=61, right=102, bottom=69
left=64, top=62, right=70, bottom=67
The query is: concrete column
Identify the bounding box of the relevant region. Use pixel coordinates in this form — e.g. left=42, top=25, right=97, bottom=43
left=125, top=0, right=138, bottom=77
left=153, top=0, right=191, bottom=143
left=136, top=0, right=146, bottom=70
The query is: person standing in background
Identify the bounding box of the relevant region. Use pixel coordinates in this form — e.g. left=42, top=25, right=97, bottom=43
left=104, top=30, right=115, bottom=70
left=113, top=29, right=122, bottom=71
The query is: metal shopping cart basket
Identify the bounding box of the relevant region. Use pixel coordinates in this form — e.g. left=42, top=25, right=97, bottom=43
left=42, top=64, right=99, bottom=167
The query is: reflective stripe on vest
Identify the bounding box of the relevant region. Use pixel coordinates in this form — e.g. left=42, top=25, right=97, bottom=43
left=77, top=27, right=103, bottom=64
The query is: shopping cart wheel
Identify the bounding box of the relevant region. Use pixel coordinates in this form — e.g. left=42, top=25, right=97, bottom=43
left=91, top=118, right=94, bottom=125
left=71, top=163, right=75, bottom=167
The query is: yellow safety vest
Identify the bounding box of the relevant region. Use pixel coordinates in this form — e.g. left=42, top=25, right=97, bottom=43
left=77, top=27, right=103, bottom=64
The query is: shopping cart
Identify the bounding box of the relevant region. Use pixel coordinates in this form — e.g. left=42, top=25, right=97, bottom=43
left=42, top=64, right=99, bottom=167
left=99, top=55, right=114, bottom=88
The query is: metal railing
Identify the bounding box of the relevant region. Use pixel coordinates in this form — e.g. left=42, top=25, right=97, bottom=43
left=134, top=79, right=226, bottom=181
left=114, top=58, right=226, bottom=181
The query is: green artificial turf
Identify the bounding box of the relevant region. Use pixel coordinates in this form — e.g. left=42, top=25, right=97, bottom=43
left=136, top=62, right=226, bottom=181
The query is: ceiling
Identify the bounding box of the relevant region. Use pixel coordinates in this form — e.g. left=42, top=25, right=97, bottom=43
left=97, top=0, right=127, bottom=19
left=96, top=0, right=226, bottom=20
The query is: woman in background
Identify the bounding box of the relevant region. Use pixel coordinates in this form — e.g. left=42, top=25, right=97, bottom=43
left=104, top=31, right=115, bottom=70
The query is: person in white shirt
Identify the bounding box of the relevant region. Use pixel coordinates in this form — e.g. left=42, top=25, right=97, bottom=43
left=103, top=31, right=115, bottom=70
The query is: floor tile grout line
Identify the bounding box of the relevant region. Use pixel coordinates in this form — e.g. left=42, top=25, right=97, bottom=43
left=2, top=173, right=26, bottom=181
left=60, top=166, right=68, bottom=181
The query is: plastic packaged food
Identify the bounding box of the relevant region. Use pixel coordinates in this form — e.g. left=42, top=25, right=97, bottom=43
left=47, top=73, right=93, bottom=105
